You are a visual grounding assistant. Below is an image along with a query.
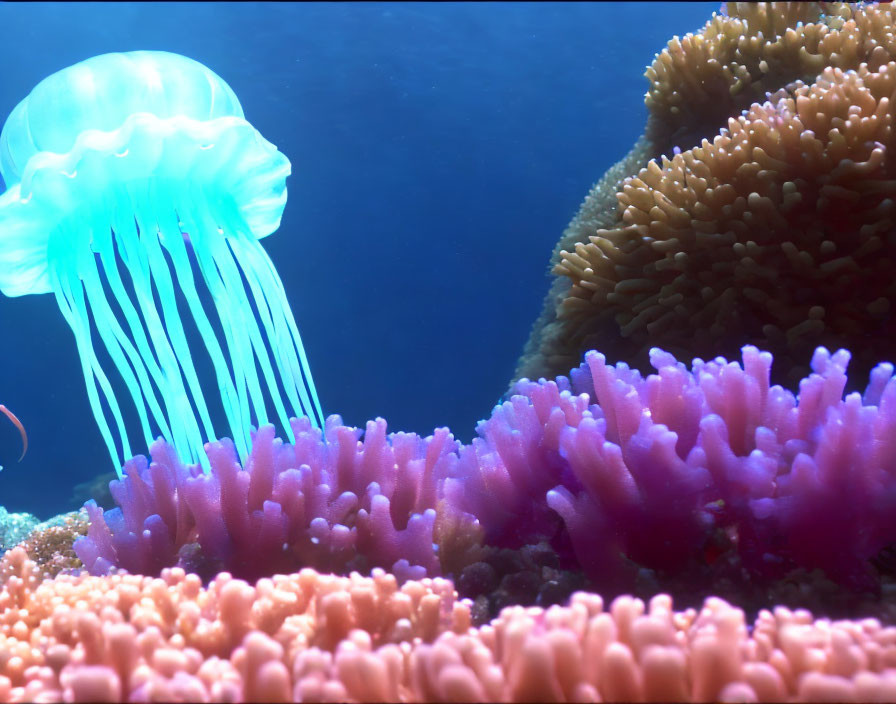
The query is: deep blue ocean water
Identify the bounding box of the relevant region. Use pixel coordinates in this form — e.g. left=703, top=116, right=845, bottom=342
left=0, top=1, right=716, bottom=519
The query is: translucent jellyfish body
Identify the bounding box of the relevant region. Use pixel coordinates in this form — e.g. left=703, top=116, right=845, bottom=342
left=0, top=51, right=323, bottom=473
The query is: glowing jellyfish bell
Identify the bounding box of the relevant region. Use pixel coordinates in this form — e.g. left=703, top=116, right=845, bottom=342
left=0, top=51, right=324, bottom=474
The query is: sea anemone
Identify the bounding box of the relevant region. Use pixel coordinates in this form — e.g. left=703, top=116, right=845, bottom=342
left=555, top=59, right=896, bottom=387
left=517, top=0, right=896, bottom=388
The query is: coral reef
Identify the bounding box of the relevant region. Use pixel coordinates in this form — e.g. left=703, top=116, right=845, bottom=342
left=456, top=541, right=589, bottom=625
left=76, top=342, right=896, bottom=623
left=0, top=507, right=37, bottom=555
left=644, top=1, right=855, bottom=150
left=0, top=549, right=893, bottom=702
left=0, top=511, right=88, bottom=581
left=517, top=0, right=896, bottom=388
left=8, top=3, right=896, bottom=701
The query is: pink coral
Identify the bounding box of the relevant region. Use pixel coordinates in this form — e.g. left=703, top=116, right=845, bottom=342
left=0, top=547, right=895, bottom=701
left=75, top=418, right=481, bottom=583
left=450, top=345, right=896, bottom=593
left=77, top=344, right=896, bottom=599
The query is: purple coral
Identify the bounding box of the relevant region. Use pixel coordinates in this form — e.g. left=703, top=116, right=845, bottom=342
left=448, top=345, right=896, bottom=591
left=74, top=417, right=476, bottom=583
left=76, top=345, right=896, bottom=594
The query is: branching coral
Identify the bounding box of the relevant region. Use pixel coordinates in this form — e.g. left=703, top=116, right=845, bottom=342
left=76, top=341, right=896, bottom=611
left=0, top=548, right=893, bottom=702
left=73, top=417, right=483, bottom=584
left=516, top=1, right=896, bottom=387
left=460, top=343, right=896, bottom=597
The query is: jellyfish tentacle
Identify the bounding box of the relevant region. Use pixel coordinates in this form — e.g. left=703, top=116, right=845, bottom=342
left=81, top=210, right=164, bottom=450
left=176, top=192, right=253, bottom=458
left=222, top=198, right=324, bottom=429
left=155, top=196, right=247, bottom=458
left=201, top=207, right=274, bottom=439
left=94, top=210, right=175, bottom=444
left=106, top=203, right=188, bottom=444
left=0, top=404, right=28, bottom=462
left=231, top=226, right=324, bottom=429
left=229, top=234, right=298, bottom=437
left=114, top=198, right=204, bottom=466
left=133, top=194, right=213, bottom=464
left=214, top=182, right=323, bottom=431
left=80, top=259, right=154, bottom=448
left=137, top=191, right=217, bottom=437
left=187, top=190, right=265, bottom=456
left=199, top=202, right=296, bottom=443
left=215, top=225, right=295, bottom=436
left=50, top=229, right=132, bottom=467
left=230, top=231, right=320, bottom=433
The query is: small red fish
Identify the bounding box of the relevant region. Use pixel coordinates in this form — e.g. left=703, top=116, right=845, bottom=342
left=0, top=404, right=27, bottom=462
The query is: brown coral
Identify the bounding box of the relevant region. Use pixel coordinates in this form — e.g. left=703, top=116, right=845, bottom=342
left=0, top=548, right=894, bottom=701
left=0, top=511, right=88, bottom=582
left=558, top=59, right=896, bottom=386
left=645, top=2, right=855, bottom=149
left=516, top=1, right=896, bottom=388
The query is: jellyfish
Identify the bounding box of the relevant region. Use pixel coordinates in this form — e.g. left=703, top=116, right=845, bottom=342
left=0, top=51, right=324, bottom=474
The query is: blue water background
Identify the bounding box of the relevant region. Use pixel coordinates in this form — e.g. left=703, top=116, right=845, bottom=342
left=0, top=1, right=716, bottom=518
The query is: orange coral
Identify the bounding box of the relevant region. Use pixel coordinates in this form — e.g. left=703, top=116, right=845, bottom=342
left=0, top=548, right=893, bottom=701
left=516, top=0, right=896, bottom=387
